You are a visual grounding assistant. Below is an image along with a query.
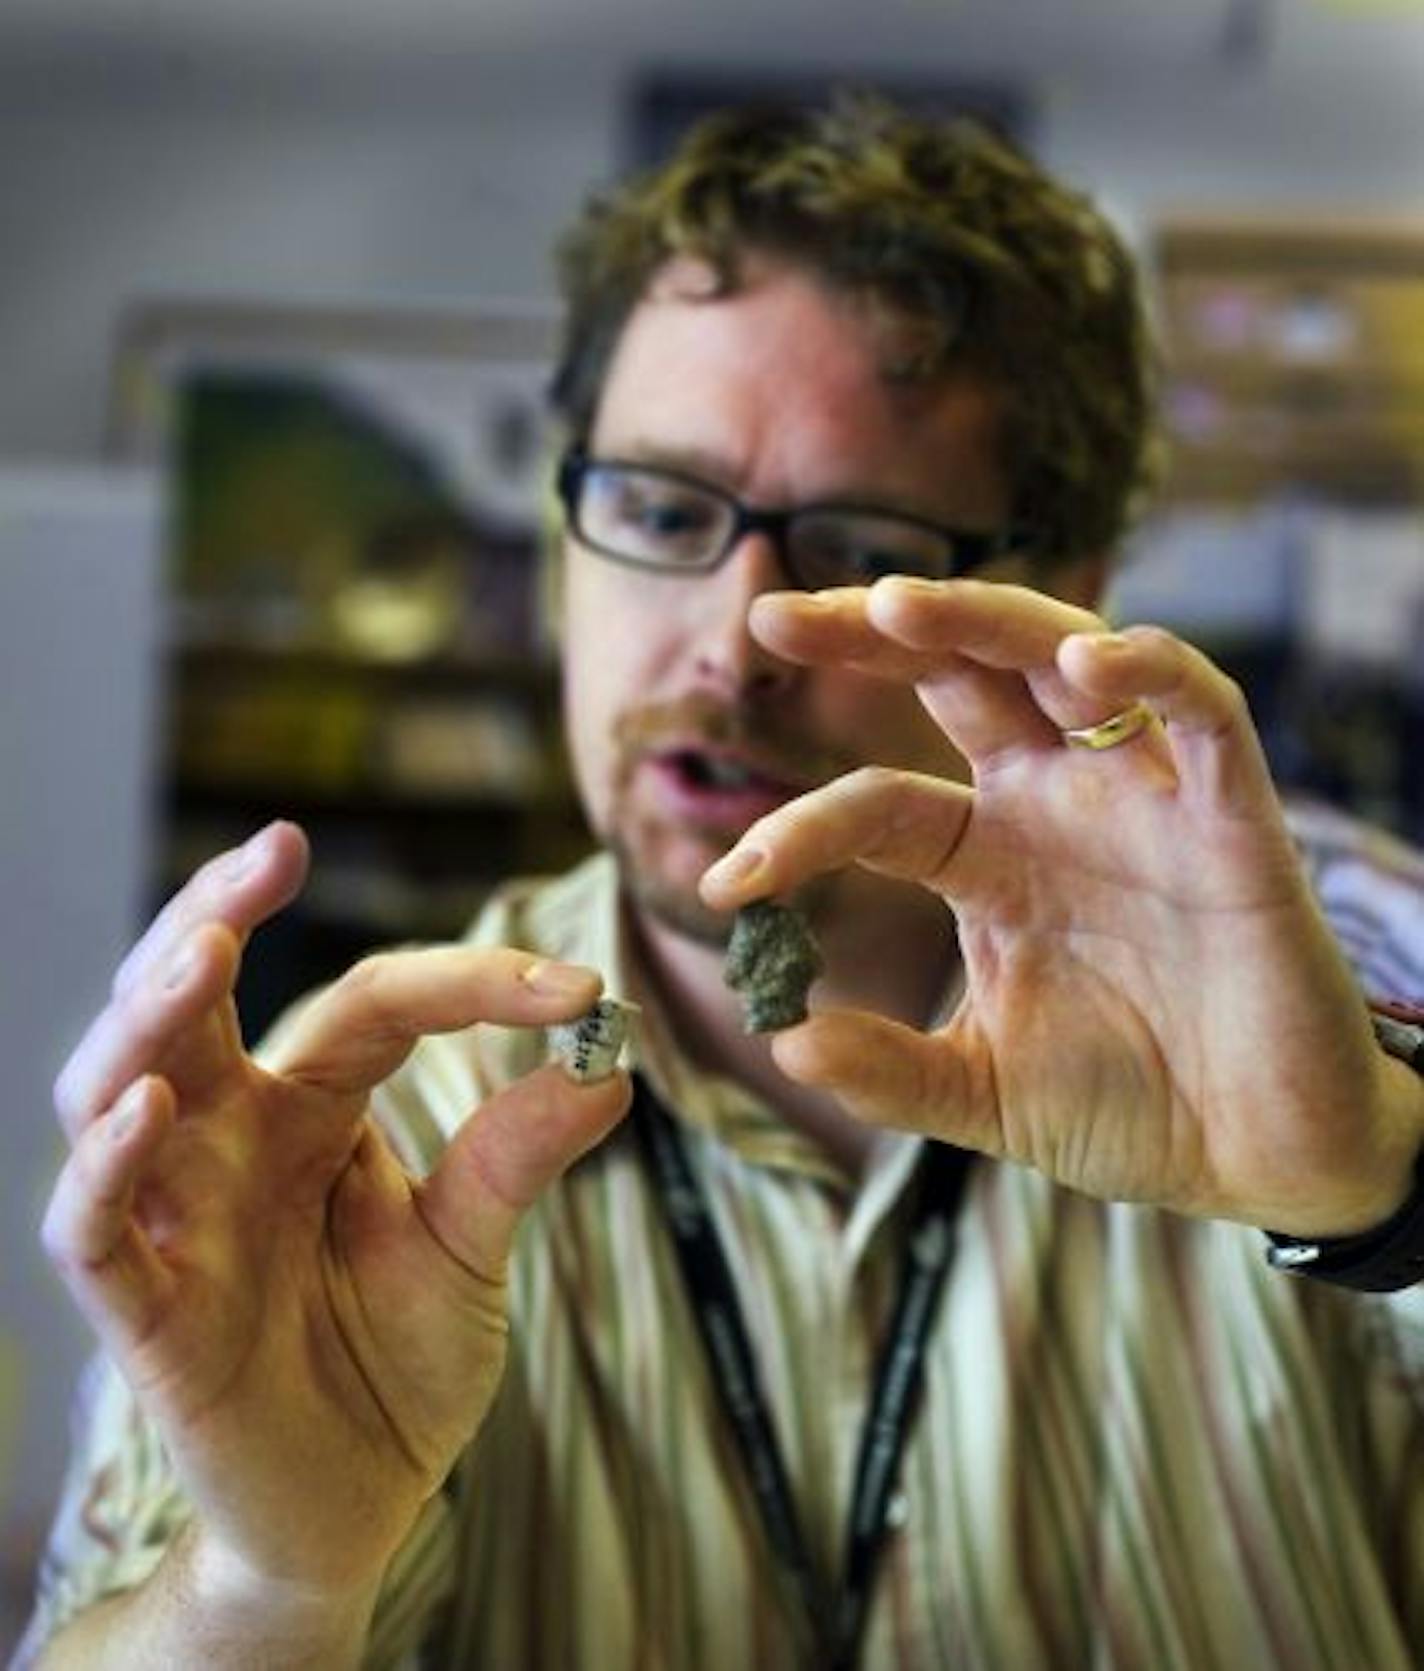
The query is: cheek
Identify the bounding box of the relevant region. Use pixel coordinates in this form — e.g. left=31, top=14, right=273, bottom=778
left=821, top=672, right=969, bottom=780
left=558, top=558, right=666, bottom=825
left=560, top=621, right=620, bottom=832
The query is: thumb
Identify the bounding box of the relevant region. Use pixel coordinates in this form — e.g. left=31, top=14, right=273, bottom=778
left=419, top=1064, right=631, bottom=1279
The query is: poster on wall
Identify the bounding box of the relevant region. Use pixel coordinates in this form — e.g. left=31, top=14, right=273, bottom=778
left=107, top=299, right=562, bottom=661
left=101, top=301, right=587, bottom=1034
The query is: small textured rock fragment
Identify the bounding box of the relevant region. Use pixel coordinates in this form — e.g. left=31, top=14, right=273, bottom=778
left=548, top=997, right=637, bottom=1083
left=724, top=899, right=823, bottom=1033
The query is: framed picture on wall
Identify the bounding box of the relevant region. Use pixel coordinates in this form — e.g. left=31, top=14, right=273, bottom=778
left=107, top=298, right=562, bottom=661
left=102, top=300, right=591, bottom=1029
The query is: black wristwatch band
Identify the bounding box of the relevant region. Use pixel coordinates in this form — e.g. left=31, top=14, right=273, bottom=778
left=1265, top=1003, right=1424, bottom=1293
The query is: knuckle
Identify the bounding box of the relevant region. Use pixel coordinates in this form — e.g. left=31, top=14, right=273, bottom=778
left=1218, top=674, right=1250, bottom=724
left=1124, top=622, right=1178, bottom=656
left=52, top=1059, right=85, bottom=1130
left=39, top=1192, right=79, bottom=1280
left=39, top=1199, right=63, bottom=1263
left=340, top=952, right=390, bottom=996
left=334, top=953, right=401, bottom=1030
left=111, top=924, right=162, bottom=1000
left=112, top=916, right=185, bottom=1002
left=845, top=763, right=899, bottom=798
left=110, top=988, right=175, bottom=1063
left=197, top=843, right=244, bottom=894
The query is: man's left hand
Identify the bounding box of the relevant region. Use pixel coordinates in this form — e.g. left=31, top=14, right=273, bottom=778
left=700, top=577, right=1424, bottom=1237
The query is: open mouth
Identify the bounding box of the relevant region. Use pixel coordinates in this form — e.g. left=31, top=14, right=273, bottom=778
left=668, top=750, right=780, bottom=791
left=646, top=746, right=806, bottom=826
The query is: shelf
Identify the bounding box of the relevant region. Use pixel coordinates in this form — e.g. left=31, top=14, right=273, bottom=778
left=167, top=633, right=561, bottom=693
left=170, top=777, right=576, bottom=820
left=1154, top=217, right=1424, bottom=505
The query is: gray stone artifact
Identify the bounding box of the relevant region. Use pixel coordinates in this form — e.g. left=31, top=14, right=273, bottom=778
left=724, top=899, right=823, bottom=1033
left=548, top=996, right=638, bottom=1083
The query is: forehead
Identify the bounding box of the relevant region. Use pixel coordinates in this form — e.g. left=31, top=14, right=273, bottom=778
left=588, top=255, right=1006, bottom=517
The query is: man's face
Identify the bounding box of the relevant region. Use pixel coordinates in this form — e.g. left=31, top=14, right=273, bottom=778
left=559, top=255, right=1051, bottom=945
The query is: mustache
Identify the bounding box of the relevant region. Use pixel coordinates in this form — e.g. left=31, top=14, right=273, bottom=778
left=611, top=692, right=854, bottom=787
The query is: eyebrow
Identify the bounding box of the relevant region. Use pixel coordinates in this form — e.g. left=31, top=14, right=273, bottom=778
left=595, top=440, right=742, bottom=491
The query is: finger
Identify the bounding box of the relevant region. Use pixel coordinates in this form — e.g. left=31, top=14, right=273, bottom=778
left=42, top=1076, right=178, bottom=1343
left=769, top=1010, right=992, bottom=1150
left=747, top=587, right=949, bottom=683
left=915, top=659, right=1063, bottom=767
left=751, top=586, right=1077, bottom=765
left=866, top=575, right=1105, bottom=670
left=274, top=948, right=606, bottom=1102
left=867, top=575, right=1152, bottom=753
left=57, top=822, right=309, bottom=1136
left=701, top=766, right=975, bottom=909
left=1057, top=626, right=1278, bottom=812
left=54, top=921, right=245, bottom=1142
left=416, top=1063, right=632, bottom=1280
left=111, top=820, right=309, bottom=1001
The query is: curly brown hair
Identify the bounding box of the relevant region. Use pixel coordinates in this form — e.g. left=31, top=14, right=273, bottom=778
left=550, top=95, right=1162, bottom=565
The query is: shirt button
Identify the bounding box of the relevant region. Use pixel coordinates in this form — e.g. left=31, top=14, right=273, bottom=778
left=885, top=1491, right=910, bottom=1530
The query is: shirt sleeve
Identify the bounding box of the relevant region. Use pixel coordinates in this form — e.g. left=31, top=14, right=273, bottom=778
left=12, top=1351, right=191, bottom=1661
left=1349, top=1285, right=1424, bottom=1650
left=12, top=1349, right=459, bottom=1667
left=1285, top=796, right=1424, bottom=1002
left=1286, top=802, right=1424, bottom=1334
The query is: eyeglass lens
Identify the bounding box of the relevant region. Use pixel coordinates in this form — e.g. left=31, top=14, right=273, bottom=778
left=574, top=461, right=960, bottom=588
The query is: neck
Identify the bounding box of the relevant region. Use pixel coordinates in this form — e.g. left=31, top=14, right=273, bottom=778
left=627, top=874, right=959, bottom=1177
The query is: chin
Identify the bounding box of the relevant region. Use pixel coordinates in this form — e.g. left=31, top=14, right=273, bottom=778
left=610, top=829, right=735, bottom=949
left=639, top=884, right=736, bottom=950
left=611, top=826, right=846, bottom=955
left=621, top=862, right=734, bottom=950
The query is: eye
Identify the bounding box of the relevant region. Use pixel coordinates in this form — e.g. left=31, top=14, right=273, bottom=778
left=641, top=497, right=715, bottom=537
left=611, top=479, right=719, bottom=542
left=794, top=512, right=947, bottom=585
left=842, top=546, right=923, bottom=582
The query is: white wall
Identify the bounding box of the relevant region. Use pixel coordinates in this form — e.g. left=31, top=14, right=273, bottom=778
left=0, top=467, right=162, bottom=1647
left=0, top=66, right=620, bottom=459
left=4, top=40, right=1424, bottom=464
left=1042, top=59, right=1424, bottom=249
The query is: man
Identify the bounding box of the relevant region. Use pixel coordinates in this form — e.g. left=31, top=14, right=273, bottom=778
left=19, top=99, right=1424, bottom=1668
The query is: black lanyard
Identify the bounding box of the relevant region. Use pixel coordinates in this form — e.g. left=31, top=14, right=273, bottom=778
left=630, top=1075, right=969, bottom=1670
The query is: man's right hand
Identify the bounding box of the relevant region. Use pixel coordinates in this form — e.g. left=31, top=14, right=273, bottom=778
left=42, top=820, right=630, bottom=1607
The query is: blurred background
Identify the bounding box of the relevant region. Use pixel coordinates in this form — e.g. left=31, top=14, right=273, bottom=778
left=3, top=0, right=1424, bottom=1648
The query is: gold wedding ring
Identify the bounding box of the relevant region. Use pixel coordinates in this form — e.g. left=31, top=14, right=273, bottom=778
left=1062, top=701, right=1154, bottom=752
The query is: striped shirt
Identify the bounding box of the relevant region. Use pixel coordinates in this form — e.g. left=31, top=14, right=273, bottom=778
left=18, top=798, right=1424, bottom=1669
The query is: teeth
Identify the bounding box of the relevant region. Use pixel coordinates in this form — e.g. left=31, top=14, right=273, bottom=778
left=684, top=754, right=757, bottom=789
left=704, top=758, right=755, bottom=788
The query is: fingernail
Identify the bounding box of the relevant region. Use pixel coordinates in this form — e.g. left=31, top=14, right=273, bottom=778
left=884, top=575, right=943, bottom=596
left=163, top=948, right=195, bottom=991
left=523, top=960, right=597, bottom=999
left=225, top=825, right=270, bottom=882
left=704, top=845, right=766, bottom=892
left=1093, top=631, right=1133, bottom=656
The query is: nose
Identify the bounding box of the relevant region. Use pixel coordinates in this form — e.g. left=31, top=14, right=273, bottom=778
left=690, top=531, right=799, bottom=701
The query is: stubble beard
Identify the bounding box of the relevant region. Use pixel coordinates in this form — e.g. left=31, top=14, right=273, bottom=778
left=607, top=820, right=737, bottom=949
left=608, top=808, right=840, bottom=952
left=598, top=693, right=848, bottom=948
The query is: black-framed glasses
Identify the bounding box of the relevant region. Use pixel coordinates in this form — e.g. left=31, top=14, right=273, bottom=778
left=556, top=450, right=1021, bottom=592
